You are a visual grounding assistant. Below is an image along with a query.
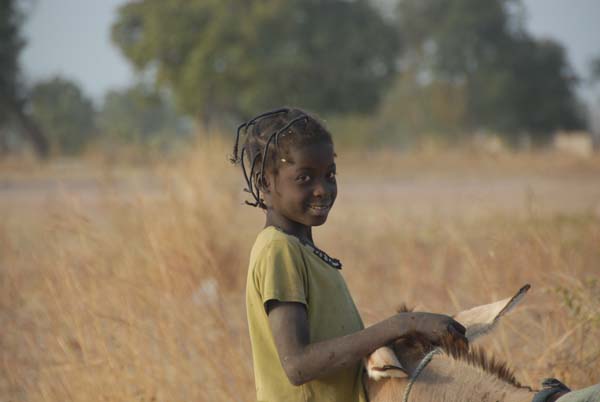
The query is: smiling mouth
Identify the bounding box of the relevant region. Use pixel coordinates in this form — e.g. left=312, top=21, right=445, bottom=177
left=307, top=204, right=332, bottom=213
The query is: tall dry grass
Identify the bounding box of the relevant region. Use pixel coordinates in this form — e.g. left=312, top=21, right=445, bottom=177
left=1, top=138, right=600, bottom=401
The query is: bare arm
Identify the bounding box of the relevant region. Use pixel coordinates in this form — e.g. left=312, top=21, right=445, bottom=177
left=267, top=300, right=466, bottom=386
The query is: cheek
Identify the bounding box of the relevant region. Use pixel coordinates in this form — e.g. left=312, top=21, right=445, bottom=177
left=330, top=183, right=338, bottom=199
left=280, top=188, right=307, bottom=209
left=297, top=192, right=311, bottom=207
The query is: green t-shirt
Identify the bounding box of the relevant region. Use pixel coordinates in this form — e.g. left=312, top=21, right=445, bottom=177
left=246, top=226, right=368, bottom=402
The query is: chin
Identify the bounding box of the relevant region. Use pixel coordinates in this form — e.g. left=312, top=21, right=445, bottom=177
left=304, top=204, right=334, bottom=226
left=306, top=214, right=329, bottom=226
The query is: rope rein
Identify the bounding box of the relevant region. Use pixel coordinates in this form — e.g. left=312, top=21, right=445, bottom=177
left=402, top=348, right=442, bottom=402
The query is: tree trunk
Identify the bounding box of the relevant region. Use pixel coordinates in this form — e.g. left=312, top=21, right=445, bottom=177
left=10, top=99, right=49, bottom=158
left=0, top=127, right=9, bottom=155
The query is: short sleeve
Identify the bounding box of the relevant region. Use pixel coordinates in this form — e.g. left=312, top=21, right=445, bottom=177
left=253, top=239, right=307, bottom=307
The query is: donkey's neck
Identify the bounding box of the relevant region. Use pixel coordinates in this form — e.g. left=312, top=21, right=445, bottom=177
left=414, top=355, right=533, bottom=402
left=367, top=352, right=534, bottom=402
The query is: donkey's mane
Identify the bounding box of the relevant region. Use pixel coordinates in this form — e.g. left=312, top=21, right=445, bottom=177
left=396, top=304, right=531, bottom=390
left=442, top=341, right=531, bottom=390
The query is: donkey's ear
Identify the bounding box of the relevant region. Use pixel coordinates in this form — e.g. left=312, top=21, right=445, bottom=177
left=365, top=346, right=408, bottom=381
left=453, top=284, right=530, bottom=342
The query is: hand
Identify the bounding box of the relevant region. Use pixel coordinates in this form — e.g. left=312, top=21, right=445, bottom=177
left=397, top=312, right=468, bottom=346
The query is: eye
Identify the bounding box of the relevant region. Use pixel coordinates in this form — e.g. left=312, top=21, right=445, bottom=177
left=296, top=174, right=311, bottom=183
left=327, top=171, right=336, bottom=180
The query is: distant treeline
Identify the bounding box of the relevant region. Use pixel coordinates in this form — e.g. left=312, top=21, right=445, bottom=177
left=2, top=0, right=599, bottom=156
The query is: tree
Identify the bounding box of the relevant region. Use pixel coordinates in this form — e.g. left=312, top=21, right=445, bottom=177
left=502, top=38, right=582, bottom=138
left=98, top=83, right=191, bottom=143
left=589, top=55, right=600, bottom=147
left=29, top=77, right=96, bottom=154
left=0, top=0, right=23, bottom=119
left=591, top=56, right=600, bottom=83
left=0, top=0, right=48, bottom=156
left=389, top=0, right=583, bottom=143
left=111, top=0, right=399, bottom=123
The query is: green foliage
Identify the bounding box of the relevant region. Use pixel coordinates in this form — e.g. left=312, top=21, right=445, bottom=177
left=386, top=0, right=584, bottom=143
left=29, top=77, right=96, bottom=154
left=109, top=0, right=585, bottom=146
left=374, top=71, right=469, bottom=145
left=0, top=0, right=24, bottom=119
left=0, top=1, right=50, bottom=157
left=98, top=84, right=191, bottom=144
left=501, top=38, right=583, bottom=140
left=591, top=56, right=600, bottom=84
left=111, top=0, right=399, bottom=121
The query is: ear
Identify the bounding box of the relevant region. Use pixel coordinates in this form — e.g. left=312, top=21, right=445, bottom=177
left=365, top=346, right=408, bottom=381
left=256, top=172, right=272, bottom=193
left=453, top=284, right=530, bottom=342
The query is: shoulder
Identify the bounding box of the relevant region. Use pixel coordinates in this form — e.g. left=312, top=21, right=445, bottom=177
left=251, top=226, right=304, bottom=260
left=258, top=226, right=298, bottom=244
left=248, top=227, right=309, bottom=301
left=249, top=227, right=308, bottom=278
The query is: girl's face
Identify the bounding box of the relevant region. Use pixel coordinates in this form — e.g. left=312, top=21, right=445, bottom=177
left=265, top=142, right=337, bottom=231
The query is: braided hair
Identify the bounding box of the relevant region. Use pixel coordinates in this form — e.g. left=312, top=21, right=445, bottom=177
left=231, top=107, right=333, bottom=209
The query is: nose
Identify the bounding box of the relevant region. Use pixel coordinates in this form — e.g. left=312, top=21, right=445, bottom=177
left=312, top=178, right=335, bottom=199
left=313, top=182, right=325, bottom=198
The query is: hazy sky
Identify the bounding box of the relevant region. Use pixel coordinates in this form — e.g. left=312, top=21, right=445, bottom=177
left=20, top=0, right=600, bottom=103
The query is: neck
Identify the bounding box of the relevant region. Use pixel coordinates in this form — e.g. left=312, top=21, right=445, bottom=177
left=415, top=357, right=533, bottom=402
left=367, top=353, right=534, bottom=402
left=265, top=210, right=313, bottom=244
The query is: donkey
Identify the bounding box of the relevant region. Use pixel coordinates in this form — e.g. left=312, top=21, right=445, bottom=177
left=364, top=285, right=585, bottom=402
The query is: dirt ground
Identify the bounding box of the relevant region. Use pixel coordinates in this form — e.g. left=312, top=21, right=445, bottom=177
left=2, top=158, right=599, bottom=219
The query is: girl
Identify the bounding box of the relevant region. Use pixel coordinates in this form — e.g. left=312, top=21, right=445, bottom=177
left=231, top=108, right=467, bottom=402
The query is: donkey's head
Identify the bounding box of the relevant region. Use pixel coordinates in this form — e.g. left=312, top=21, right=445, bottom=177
left=366, top=284, right=530, bottom=379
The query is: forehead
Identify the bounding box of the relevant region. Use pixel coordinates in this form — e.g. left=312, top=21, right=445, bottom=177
left=284, top=142, right=335, bottom=168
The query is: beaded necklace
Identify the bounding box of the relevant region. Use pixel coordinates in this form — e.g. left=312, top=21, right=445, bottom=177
left=271, top=226, right=343, bottom=269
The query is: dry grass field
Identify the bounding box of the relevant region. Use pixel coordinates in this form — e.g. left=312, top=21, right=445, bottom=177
left=2, top=139, right=600, bottom=401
